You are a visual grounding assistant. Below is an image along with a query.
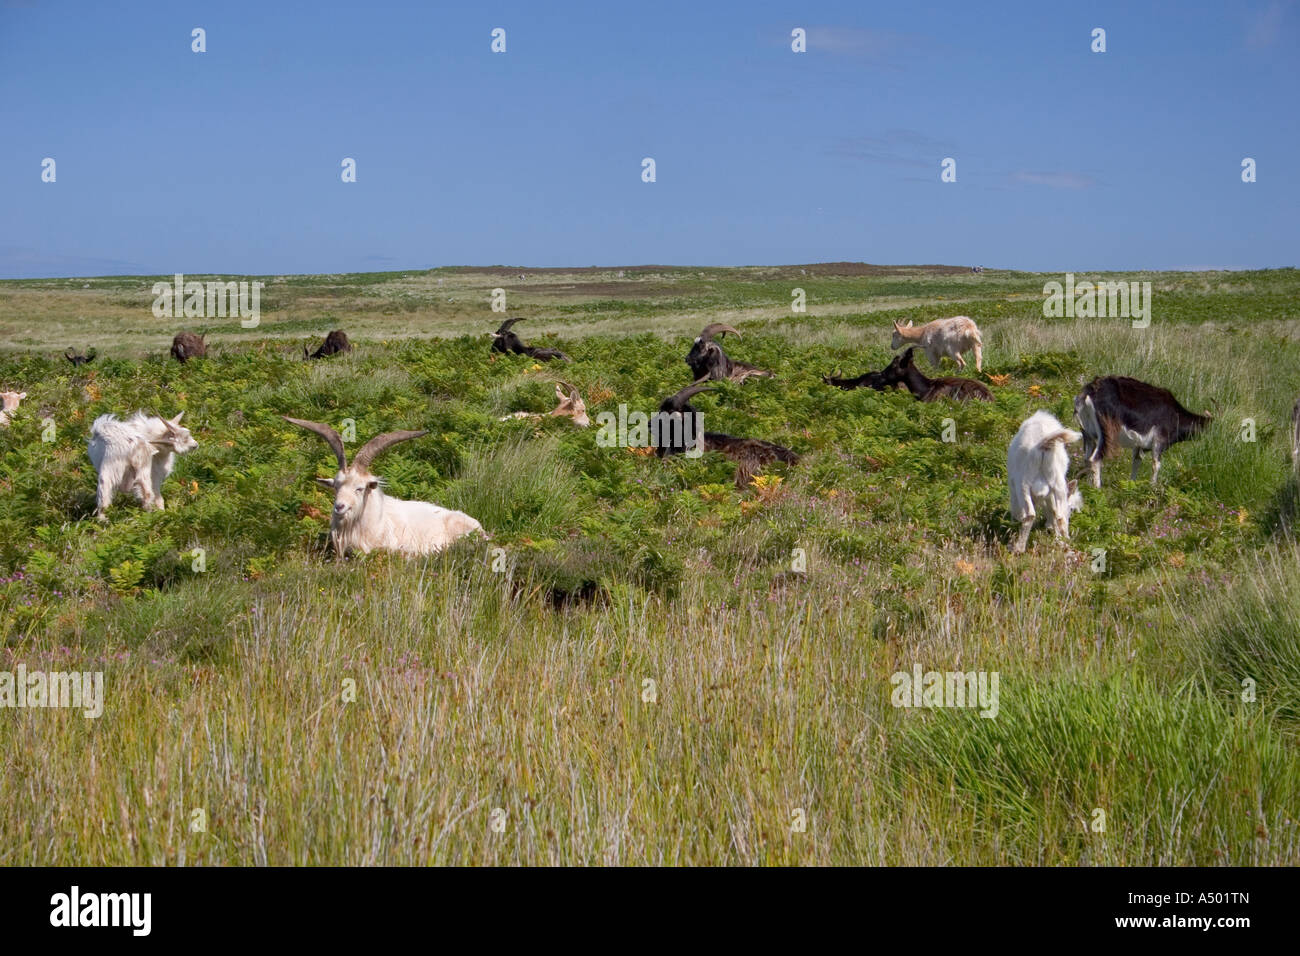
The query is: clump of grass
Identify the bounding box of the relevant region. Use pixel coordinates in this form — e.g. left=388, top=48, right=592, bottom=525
left=441, top=436, right=586, bottom=536
left=890, top=675, right=1296, bottom=864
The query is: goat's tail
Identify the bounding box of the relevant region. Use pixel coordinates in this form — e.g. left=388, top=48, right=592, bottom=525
left=1038, top=428, right=1082, bottom=450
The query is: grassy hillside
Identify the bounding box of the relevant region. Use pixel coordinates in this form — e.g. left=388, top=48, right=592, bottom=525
left=1, top=265, right=1298, bottom=864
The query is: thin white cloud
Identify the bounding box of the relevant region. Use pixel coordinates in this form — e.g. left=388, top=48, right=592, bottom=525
left=1246, top=0, right=1290, bottom=49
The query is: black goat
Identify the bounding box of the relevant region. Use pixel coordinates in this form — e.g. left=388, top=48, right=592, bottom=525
left=881, top=348, right=992, bottom=402
left=654, top=382, right=798, bottom=488
left=170, top=332, right=206, bottom=363
left=1074, top=375, right=1210, bottom=487
left=685, top=323, right=772, bottom=384
left=305, top=329, right=352, bottom=359
left=823, top=355, right=902, bottom=391
left=490, top=318, right=570, bottom=362
left=64, top=347, right=97, bottom=367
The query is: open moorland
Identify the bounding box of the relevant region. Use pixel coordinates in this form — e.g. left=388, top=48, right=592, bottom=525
left=1, top=264, right=1298, bottom=864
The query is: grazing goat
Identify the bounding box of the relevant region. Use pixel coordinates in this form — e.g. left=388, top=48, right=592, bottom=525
left=823, top=355, right=902, bottom=391
left=305, top=329, right=352, bottom=360
left=654, top=383, right=798, bottom=488
left=882, top=348, right=992, bottom=402
left=499, top=381, right=590, bottom=427
left=1074, top=376, right=1210, bottom=487
left=685, top=323, right=773, bottom=383
left=1007, top=411, right=1084, bottom=554
left=0, top=390, right=27, bottom=427
left=284, top=417, right=485, bottom=557
left=891, top=316, right=983, bottom=371
left=490, top=318, right=570, bottom=362
left=64, top=347, right=96, bottom=367
left=170, top=332, right=206, bottom=363
left=88, top=412, right=197, bottom=520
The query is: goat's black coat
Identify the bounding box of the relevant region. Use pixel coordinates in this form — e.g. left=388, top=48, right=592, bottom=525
left=685, top=324, right=772, bottom=383
left=170, top=332, right=206, bottom=363
left=654, top=383, right=798, bottom=488
left=64, top=347, right=96, bottom=367
left=882, top=348, right=992, bottom=402
left=823, top=355, right=902, bottom=391
left=1075, top=375, right=1209, bottom=462
left=490, top=318, right=570, bottom=362
left=305, top=329, right=352, bottom=359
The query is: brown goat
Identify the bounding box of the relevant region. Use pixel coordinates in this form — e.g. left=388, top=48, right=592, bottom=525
left=170, top=332, right=206, bottom=363
left=305, top=330, right=352, bottom=359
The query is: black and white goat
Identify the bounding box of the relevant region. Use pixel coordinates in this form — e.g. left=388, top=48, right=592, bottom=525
left=654, top=382, right=798, bottom=488
left=881, top=348, right=992, bottom=402
left=305, top=329, right=352, bottom=359
left=1073, top=376, right=1210, bottom=487
left=490, top=318, right=570, bottom=362
left=685, top=324, right=772, bottom=384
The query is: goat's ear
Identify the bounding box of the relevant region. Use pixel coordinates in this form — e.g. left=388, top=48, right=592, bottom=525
left=1067, top=479, right=1078, bottom=494
left=366, top=479, right=379, bottom=490
left=17, top=392, right=26, bottom=400
left=314, top=476, right=335, bottom=489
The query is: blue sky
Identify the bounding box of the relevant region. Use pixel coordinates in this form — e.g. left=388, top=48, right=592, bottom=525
left=1, top=0, right=1296, bottom=277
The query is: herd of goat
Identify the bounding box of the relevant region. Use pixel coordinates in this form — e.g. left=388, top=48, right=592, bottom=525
left=3, top=312, right=1290, bottom=557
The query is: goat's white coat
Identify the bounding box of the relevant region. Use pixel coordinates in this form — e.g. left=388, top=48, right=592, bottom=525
left=318, top=471, right=484, bottom=556
left=891, top=316, right=983, bottom=371
left=87, top=412, right=197, bottom=519
left=0, top=390, right=26, bottom=426
left=1007, top=410, right=1083, bottom=553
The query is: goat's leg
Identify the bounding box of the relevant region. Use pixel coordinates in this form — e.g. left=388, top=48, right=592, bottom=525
left=94, top=465, right=123, bottom=521
left=973, top=343, right=983, bottom=372
left=1013, top=516, right=1034, bottom=554
left=1130, top=448, right=1142, bottom=481
left=1150, top=447, right=1162, bottom=486
left=953, top=351, right=966, bottom=370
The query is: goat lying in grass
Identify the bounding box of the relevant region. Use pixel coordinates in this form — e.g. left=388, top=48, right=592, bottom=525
left=1074, top=375, right=1210, bottom=487
left=0, top=390, right=27, bottom=427
left=654, top=383, right=798, bottom=488
left=305, top=329, right=352, bottom=359
left=170, top=332, right=206, bottom=362
left=882, top=348, right=992, bottom=402
left=284, top=417, right=485, bottom=557
left=1007, top=410, right=1083, bottom=553
left=490, top=318, right=570, bottom=362
left=686, top=324, right=773, bottom=383
left=88, top=412, right=197, bottom=520
left=891, top=316, right=983, bottom=371
left=823, top=355, right=901, bottom=391
left=64, top=347, right=96, bottom=367
left=499, top=381, right=590, bottom=427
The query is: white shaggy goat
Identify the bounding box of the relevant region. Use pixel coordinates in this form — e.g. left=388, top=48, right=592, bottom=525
left=284, top=417, right=485, bottom=557
left=499, top=381, right=590, bottom=427
left=891, top=316, right=983, bottom=372
left=0, top=390, right=27, bottom=426
left=87, top=412, right=198, bottom=520
left=1007, top=410, right=1083, bottom=554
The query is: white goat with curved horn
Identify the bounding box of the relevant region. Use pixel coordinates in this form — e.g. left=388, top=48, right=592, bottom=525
left=284, top=417, right=485, bottom=557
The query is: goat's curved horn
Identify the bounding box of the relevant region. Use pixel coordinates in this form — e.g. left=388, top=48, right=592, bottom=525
left=283, top=416, right=348, bottom=471
left=495, top=317, right=525, bottom=334
left=352, top=429, right=429, bottom=471
left=698, top=323, right=740, bottom=342
left=670, top=383, right=715, bottom=405
left=554, top=380, right=579, bottom=397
